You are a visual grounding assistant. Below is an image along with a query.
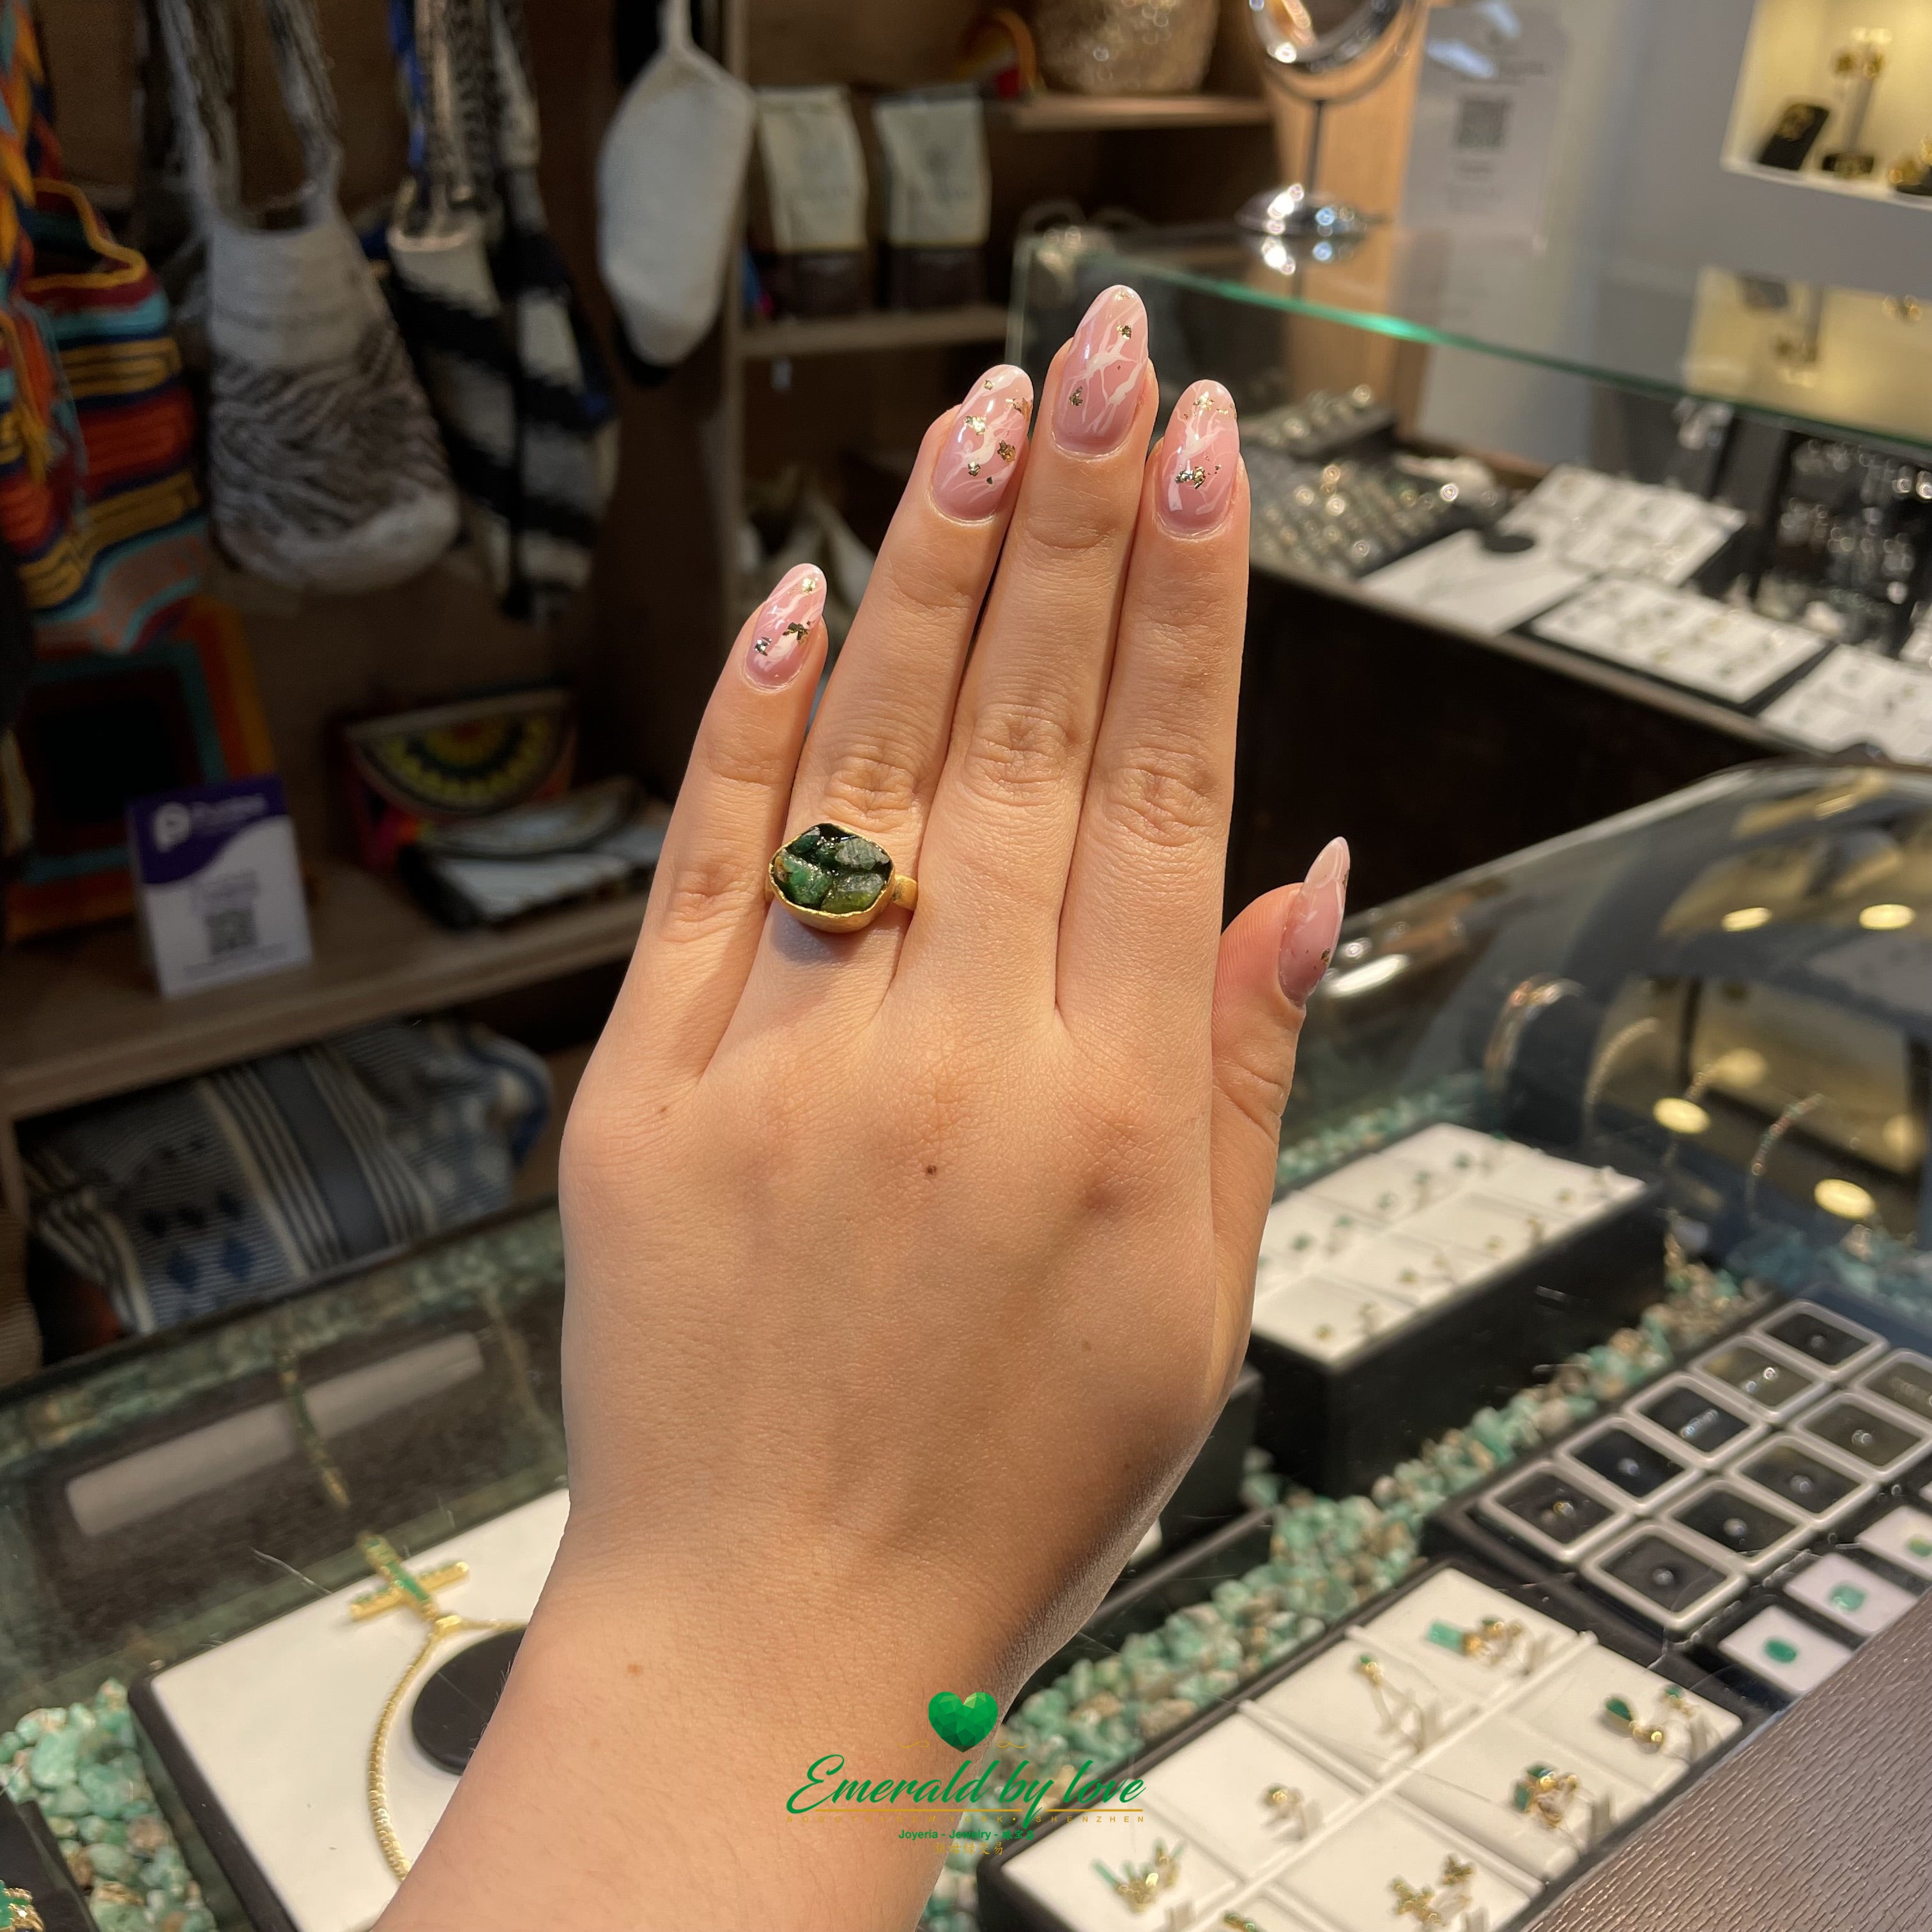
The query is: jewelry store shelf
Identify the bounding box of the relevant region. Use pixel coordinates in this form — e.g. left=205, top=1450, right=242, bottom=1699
left=735, top=303, right=1011, bottom=362
left=985, top=93, right=1271, bottom=134
left=1722, top=157, right=1932, bottom=215
left=0, top=859, right=648, bottom=1131
left=1250, top=555, right=1791, bottom=755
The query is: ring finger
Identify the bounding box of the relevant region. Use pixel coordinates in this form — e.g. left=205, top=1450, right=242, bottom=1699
left=744, top=360, right=1036, bottom=1011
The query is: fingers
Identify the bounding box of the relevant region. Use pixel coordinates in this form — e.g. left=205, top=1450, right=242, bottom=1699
left=592, top=565, right=828, bottom=1085
left=1058, top=380, right=1249, bottom=1035
left=914, top=286, right=1158, bottom=977
left=1206, top=842, right=1350, bottom=1353
left=742, top=364, right=1034, bottom=1012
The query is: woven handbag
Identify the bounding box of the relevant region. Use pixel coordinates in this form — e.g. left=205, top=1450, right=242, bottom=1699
left=156, top=0, right=459, bottom=594
left=387, top=0, right=617, bottom=620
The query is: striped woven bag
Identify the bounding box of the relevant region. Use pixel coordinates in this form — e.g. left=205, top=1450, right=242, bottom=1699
left=0, top=0, right=205, bottom=655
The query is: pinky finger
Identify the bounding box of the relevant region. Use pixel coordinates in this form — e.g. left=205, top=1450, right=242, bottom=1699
left=595, top=564, right=829, bottom=1088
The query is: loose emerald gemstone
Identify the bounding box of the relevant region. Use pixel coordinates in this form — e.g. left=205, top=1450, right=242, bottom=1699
left=773, top=824, right=893, bottom=917
left=1425, top=1620, right=1464, bottom=1653
left=1910, top=1536, right=1932, bottom=1558
left=1829, top=1583, right=1867, bottom=1613
left=774, top=850, right=832, bottom=907
left=1512, top=1784, right=1532, bottom=1812
left=1763, top=1637, right=1800, bottom=1664
left=1604, top=1696, right=1634, bottom=1723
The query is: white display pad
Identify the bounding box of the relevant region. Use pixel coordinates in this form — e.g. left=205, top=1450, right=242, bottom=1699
left=1401, top=1710, right=1643, bottom=1882
left=1717, top=1606, right=1853, bottom=1699
left=1251, top=1641, right=1468, bottom=1781
left=1784, top=1554, right=1917, bottom=1640
left=1358, top=529, right=1595, bottom=636
left=1141, top=1711, right=1360, bottom=1877
left=1509, top=1646, right=1738, bottom=1801
left=1353, top=1569, right=1577, bottom=1705
left=1855, top=1504, right=1932, bottom=1581
left=1273, top=1795, right=1535, bottom=1932
left=1003, top=1802, right=1236, bottom=1932
left=1531, top=576, right=1825, bottom=701
left=1504, top=466, right=1747, bottom=587
left=146, top=1489, right=571, bottom=1932
left=1234, top=1894, right=1326, bottom=1932
left=1759, top=647, right=1932, bottom=763
left=1254, top=1132, right=1641, bottom=1367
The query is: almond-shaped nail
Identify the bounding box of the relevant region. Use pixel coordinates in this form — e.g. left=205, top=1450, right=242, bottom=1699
left=1156, top=380, right=1239, bottom=536
left=744, top=562, right=825, bottom=689
left=1279, top=836, right=1350, bottom=1006
left=1052, top=284, right=1149, bottom=455
left=931, top=364, right=1032, bottom=521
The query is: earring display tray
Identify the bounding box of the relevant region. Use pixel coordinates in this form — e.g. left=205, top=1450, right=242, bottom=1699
left=1427, top=1301, right=1932, bottom=1703
left=130, top=1489, right=570, bottom=1932
left=977, top=1559, right=1758, bottom=1932
left=1247, top=1126, right=1661, bottom=1494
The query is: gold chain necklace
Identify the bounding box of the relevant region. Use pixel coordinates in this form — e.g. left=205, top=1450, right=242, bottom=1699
left=351, top=1533, right=523, bottom=1881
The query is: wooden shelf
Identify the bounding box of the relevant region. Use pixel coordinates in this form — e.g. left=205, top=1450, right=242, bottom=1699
left=736, top=303, right=1011, bottom=361
left=985, top=93, right=1271, bottom=134
left=0, top=860, right=648, bottom=1129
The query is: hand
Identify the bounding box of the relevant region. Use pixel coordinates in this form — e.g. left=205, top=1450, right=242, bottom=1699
left=385, top=286, right=1348, bottom=1931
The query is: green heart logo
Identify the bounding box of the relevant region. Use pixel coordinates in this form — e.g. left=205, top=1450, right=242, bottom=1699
left=927, top=1690, right=999, bottom=1751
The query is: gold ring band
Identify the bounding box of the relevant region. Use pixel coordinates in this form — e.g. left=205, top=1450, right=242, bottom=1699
left=769, top=822, right=918, bottom=932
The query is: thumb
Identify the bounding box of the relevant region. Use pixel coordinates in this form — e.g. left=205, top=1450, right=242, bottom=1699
left=1208, top=837, right=1351, bottom=1365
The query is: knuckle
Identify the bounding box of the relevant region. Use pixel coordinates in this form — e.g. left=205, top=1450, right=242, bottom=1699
left=1218, top=1028, right=1300, bottom=1138
left=1009, top=500, right=1121, bottom=572
left=816, top=739, right=923, bottom=827
left=958, top=698, right=1081, bottom=807
left=1098, top=739, right=1224, bottom=851
left=867, top=547, right=981, bottom=630
left=652, top=845, right=758, bottom=947
left=694, top=719, right=786, bottom=795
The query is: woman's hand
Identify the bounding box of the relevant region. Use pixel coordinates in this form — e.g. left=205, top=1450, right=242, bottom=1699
left=385, top=286, right=1347, bottom=1931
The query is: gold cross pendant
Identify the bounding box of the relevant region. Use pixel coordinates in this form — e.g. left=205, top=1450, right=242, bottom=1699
left=349, top=1532, right=470, bottom=1623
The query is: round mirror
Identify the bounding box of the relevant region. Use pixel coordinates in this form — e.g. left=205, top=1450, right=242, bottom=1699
left=1250, top=0, right=1411, bottom=78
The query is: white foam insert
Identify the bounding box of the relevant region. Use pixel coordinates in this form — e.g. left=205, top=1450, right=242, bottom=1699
left=1856, top=1504, right=1932, bottom=1581
left=1402, top=1193, right=1548, bottom=1270
left=1250, top=1277, right=1412, bottom=1365
left=1482, top=1150, right=1643, bottom=1224
left=146, top=1488, right=571, bottom=1932
left=1325, top=1232, right=1494, bottom=1307
left=1784, top=1554, right=1917, bottom=1639
left=1717, top=1606, right=1853, bottom=1698
left=1232, top=1894, right=1328, bottom=1932
left=1388, top=1124, right=1511, bottom=1178
left=1142, top=1711, right=1360, bottom=1878
left=1400, top=1710, right=1644, bottom=1883
left=1003, top=1801, right=1237, bottom=1931
left=1273, top=1795, right=1535, bottom=1932
left=1250, top=1641, right=1469, bottom=1781
left=1300, top=1154, right=1425, bottom=1226
left=1353, top=1570, right=1577, bottom=1705
left=1510, top=1648, right=1738, bottom=1800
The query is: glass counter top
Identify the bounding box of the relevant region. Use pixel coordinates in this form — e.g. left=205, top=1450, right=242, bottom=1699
left=1015, top=225, right=1932, bottom=458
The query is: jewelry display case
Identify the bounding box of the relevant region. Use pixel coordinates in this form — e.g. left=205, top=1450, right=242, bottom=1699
left=6, top=762, right=1932, bottom=1932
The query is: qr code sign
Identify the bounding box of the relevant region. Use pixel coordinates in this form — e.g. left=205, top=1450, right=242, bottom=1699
left=205, top=907, right=258, bottom=956
left=1455, top=96, right=1511, bottom=151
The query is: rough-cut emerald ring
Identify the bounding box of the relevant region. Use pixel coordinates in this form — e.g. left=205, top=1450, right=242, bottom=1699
left=768, top=821, right=919, bottom=932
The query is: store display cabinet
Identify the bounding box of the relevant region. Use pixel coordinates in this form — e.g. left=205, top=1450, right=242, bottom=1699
left=1009, top=195, right=1932, bottom=910
left=3, top=764, right=1930, bottom=1932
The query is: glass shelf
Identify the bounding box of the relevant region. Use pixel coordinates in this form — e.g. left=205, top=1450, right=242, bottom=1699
left=1015, top=224, right=1932, bottom=458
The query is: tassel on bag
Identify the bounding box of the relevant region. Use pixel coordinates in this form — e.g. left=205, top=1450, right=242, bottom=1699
left=386, top=0, right=617, bottom=620
left=156, top=0, right=460, bottom=595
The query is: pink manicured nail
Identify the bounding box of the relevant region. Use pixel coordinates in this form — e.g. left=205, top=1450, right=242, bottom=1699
left=930, top=364, right=1033, bottom=521
left=1155, top=381, right=1239, bottom=535
left=744, top=562, right=825, bottom=689
left=1051, top=284, right=1149, bottom=454
left=1279, top=837, right=1350, bottom=1006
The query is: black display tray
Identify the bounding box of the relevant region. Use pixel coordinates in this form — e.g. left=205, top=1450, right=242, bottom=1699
left=0, top=1794, right=96, bottom=1932
left=976, top=1554, right=1769, bottom=1932
left=1245, top=1184, right=1667, bottom=1496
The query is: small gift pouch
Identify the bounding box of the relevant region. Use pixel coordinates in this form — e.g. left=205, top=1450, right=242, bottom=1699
left=872, top=86, right=989, bottom=310
left=752, top=85, right=868, bottom=317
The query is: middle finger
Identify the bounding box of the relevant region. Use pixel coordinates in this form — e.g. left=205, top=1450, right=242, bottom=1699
left=914, top=284, right=1158, bottom=985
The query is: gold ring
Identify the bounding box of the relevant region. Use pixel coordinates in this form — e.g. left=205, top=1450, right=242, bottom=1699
left=768, top=821, right=919, bottom=932
left=3, top=1887, right=45, bottom=1932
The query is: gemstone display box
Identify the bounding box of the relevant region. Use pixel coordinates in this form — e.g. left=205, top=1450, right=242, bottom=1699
left=1246, top=1126, right=1661, bottom=1494
left=1428, top=1295, right=1932, bottom=1709
left=976, top=1560, right=1759, bottom=1932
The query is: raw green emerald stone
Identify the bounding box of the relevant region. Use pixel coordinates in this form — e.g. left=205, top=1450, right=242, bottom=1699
left=774, top=824, right=892, bottom=916
left=1829, top=1583, right=1867, bottom=1613
left=1763, top=1637, right=1800, bottom=1664
left=1604, top=1696, right=1634, bottom=1723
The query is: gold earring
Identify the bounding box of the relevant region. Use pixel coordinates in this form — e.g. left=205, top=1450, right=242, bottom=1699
left=1356, top=1652, right=1426, bottom=1746
left=1261, top=1782, right=1309, bottom=1834
left=1513, top=1763, right=1580, bottom=1831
